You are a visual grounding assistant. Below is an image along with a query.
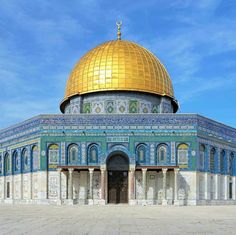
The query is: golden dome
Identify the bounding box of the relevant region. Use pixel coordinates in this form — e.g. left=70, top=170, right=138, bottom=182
left=61, top=40, right=175, bottom=110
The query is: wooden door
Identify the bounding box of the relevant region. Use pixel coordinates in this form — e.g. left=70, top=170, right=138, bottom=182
left=108, top=171, right=128, bottom=203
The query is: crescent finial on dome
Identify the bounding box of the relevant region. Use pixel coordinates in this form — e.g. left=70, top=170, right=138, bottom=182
left=116, top=21, right=122, bottom=40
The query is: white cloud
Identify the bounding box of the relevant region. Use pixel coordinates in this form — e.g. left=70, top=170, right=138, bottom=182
left=177, top=76, right=235, bottom=103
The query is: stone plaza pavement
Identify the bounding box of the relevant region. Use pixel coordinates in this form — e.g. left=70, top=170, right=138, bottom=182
left=0, top=205, right=236, bottom=235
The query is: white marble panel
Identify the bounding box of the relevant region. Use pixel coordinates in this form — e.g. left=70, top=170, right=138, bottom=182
left=93, top=171, right=101, bottom=199
left=79, top=171, right=88, bottom=200
left=14, top=174, right=21, bottom=199
left=135, top=171, right=142, bottom=199
left=61, top=171, right=67, bottom=199
left=48, top=171, right=59, bottom=199
left=0, top=177, right=4, bottom=199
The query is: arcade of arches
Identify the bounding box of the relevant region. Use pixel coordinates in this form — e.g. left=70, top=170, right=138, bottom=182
left=58, top=152, right=180, bottom=205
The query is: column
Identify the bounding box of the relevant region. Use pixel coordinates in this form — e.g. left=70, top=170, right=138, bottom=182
left=224, top=175, right=229, bottom=200
left=232, top=176, right=236, bottom=200
left=3, top=175, right=5, bottom=199
left=100, top=168, right=106, bottom=201
left=29, top=172, right=33, bottom=200
left=174, top=168, right=179, bottom=204
left=89, top=168, right=94, bottom=200
left=20, top=173, right=23, bottom=200
left=104, top=168, right=108, bottom=203
left=142, top=168, right=147, bottom=201
left=162, top=168, right=168, bottom=205
left=215, top=174, right=219, bottom=200
left=204, top=172, right=209, bottom=200
left=129, top=166, right=135, bottom=202
left=57, top=168, right=62, bottom=200
left=30, top=155, right=33, bottom=200
left=12, top=174, right=14, bottom=200
left=68, top=168, right=74, bottom=200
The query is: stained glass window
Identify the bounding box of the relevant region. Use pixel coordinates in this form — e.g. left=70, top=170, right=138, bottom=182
left=210, top=148, right=215, bottom=172
left=178, top=144, right=188, bottom=165
left=48, top=144, right=59, bottom=164
left=22, top=148, right=29, bottom=171
left=229, top=153, right=234, bottom=176
left=0, top=155, right=2, bottom=174
left=137, top=144, right=146, bottom=163
left=199, top=144, right=205, bottom=169
left=13, top=151, right=19, bottom=171
left=68, top=144, right=78, bottom=164
left=157, top=145, right=167, bottom=163
left=89, top=145, right=98, bottom=163
left=220, top=150, right=225, bottom=173
left=5, top=153, right=10, bottom=173
left=32, top=145, right=39, bottom=170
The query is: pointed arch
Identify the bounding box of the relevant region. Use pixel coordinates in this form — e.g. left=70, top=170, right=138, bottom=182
left=13, top=150, right=20, bottom=171
left=157, top=144, right=167, bottom=164
left=32, top=145, right=39, bottom=170
left=48, top=144, right=59, bottom=164
left=68, top=144, right=78, bottom=164
left=220, top=150, right=226, bottom=174
left=88, top=144, right=99, bottom=164
left=136, top=144, right=147, bottom=164
left=4, top=152, right=10, bottom=173
left=0, top=154, right=2, bottom=174
left=177, top=143, right=189, bottom=165
left=199, top=144, right=206, bottom=169
left=210, top=148, right=216, bottom=172
left=107, top=153, right=129, bottom=171
left=22, top=148, right=29, bottom=171
left=229, top=152, right=234, bottom=176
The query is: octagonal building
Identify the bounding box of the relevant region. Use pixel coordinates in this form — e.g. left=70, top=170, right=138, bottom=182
left=0, top=26, right=236, bottom=206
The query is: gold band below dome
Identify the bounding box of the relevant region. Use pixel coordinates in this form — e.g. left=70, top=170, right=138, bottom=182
left=63, top=40, right=174, bottom=104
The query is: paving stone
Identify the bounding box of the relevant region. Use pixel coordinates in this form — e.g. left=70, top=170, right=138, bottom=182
left=0, top=205, right=236, bottom=234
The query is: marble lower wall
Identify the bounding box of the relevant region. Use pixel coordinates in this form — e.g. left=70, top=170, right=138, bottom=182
left=179, top=171, right=197, bottom=205
left=48, top=171, right=59, bottom=199
left=197, top=172, right=235, bottom=202
left=135, top=171, right=174, bottom=203
left=77, top=171, right=88, bottom=200
left=0, top=177, right=4, bottom=199
left=0, top=171, right=235, bottom=206
left=0, top=172, right=47, bottom=202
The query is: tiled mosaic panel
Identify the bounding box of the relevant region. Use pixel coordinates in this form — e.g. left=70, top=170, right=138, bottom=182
left=64, top=92, right=174, bottom=114
left=83, top=103, right=91, bottom=113
left=129, top=100, right=138, bottom=113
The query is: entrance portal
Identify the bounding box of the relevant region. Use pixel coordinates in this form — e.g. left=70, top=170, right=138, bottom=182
left=107, top=154, right=129, bottom=204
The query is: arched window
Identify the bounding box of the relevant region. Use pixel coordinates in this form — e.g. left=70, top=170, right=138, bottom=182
left=22, top=148, right=29, bottom=171
left=199, top=144, right=205, bottom=169
left=137, top=144, right=146, bottom=163
left=88, top=145, right=98, bottom=163
left=68, top=144, right=78, bottom=164
left=5, top=153, right=10, bottom=173
left=48, top=144, right=59, bottom=164
left=157, top=144, right=167, bottom=163
left=229, top=152, right=234, bottom=176
left=0, top=155, right=2, bottom=174
left=210, top=148, right=215, bottom=172
left=177, top=143, right=189, bottom=165
left=32, top=145, right=39, bottom=170
left=13, top=151, right=20, bottom=171
left=220, top=150, right=225, bottom=173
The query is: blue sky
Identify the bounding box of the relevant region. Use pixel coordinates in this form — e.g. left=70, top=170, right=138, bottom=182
left=0, top=0, right=236, bottom=128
